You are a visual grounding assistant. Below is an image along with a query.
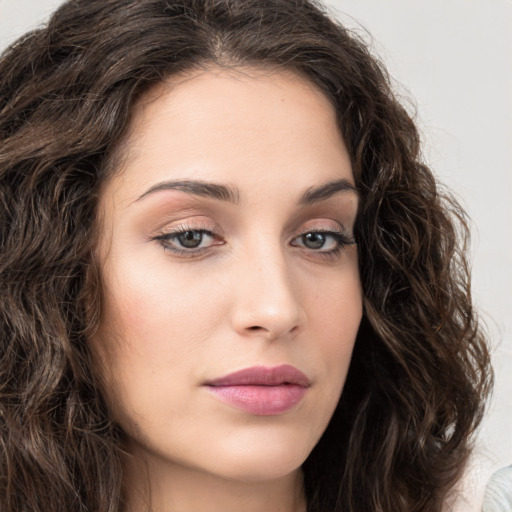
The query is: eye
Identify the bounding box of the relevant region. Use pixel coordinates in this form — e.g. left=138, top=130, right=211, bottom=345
left=300, top=232, right=331, bottom=250
left=291, top=230, right=355, bottom=253
left=153, top=227, right=222, bottom=255
left=175, top=230, right=208, bottom=249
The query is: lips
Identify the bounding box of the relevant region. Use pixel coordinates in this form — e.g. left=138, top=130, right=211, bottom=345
left=204, top=365, right=310, bottom=415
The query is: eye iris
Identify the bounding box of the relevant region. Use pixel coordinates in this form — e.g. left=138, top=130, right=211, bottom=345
left=303, top=232, right=326, bottom=249
left=178, top=230, right=203, bottom=248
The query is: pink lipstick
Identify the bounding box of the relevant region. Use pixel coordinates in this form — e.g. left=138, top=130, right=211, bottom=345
left=204, top=365, right=310, bottom=415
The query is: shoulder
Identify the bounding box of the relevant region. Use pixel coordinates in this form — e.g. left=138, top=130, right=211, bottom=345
left=482, top=466, right=512, bottom=512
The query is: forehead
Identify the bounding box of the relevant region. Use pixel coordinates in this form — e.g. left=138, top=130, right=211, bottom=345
left=105, top=66, right=353, bottom=205
left=132, top=66, right=337, bottom=130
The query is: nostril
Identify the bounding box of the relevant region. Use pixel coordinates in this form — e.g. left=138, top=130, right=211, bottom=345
left=247, top=325, right=264, bottom=331
left=290, top=325, right=299, bottom=335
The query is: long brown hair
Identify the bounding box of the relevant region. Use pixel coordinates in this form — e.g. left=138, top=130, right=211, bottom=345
left=0, top=1, right=492, bottom=511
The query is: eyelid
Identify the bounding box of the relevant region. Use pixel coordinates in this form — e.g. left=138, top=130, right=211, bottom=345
left=292, top=218, right=352, bottom=238
left=151, top=217, right=355, bottom=260
left=294, top=225, right=345, bottom=238
left=149, top=216, right=225, bottom=256
left=289, top=220, right=356, bottom=257
left=151, top=216, right=221, bottom=237
left=290, top=228, right=355, bottom=247
left=153, top=229, right=223, bottom=257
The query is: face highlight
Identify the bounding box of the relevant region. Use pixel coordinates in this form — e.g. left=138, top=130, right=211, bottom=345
left=92, top=68, right=362, bottom=490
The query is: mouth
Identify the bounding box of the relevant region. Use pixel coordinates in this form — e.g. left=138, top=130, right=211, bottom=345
left=204, top=365, right=310, bottom=416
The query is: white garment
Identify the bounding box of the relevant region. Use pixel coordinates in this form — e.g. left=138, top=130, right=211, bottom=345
left=482, top=466, right=512, bottom=512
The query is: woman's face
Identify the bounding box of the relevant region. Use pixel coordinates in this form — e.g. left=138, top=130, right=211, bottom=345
left=93, top=67, right=362, bottom=482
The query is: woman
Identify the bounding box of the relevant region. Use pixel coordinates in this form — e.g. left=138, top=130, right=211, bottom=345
left=0, top=0, right=492, bottom=511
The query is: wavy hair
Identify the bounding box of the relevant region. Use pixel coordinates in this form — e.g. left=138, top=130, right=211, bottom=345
left=0, top=0, right=492, bottom=511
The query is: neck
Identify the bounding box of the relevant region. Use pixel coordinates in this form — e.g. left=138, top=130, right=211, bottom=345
left=122, top=449, right=307, bottom=512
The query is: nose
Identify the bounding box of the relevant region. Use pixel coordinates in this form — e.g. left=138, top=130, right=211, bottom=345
left=229, top=246, right=306, bottom=341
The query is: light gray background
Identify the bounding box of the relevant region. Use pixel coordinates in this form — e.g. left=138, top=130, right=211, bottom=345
left=1, top=0, right=511, bottom=509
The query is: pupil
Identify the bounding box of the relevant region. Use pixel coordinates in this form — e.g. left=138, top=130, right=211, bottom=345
left=179, top=230, right=203, bottom=248
left=303, top=232, right=325, bottom=249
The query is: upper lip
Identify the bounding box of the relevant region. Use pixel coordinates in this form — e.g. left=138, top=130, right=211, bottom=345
left=205, top=364, right=311, bottom=387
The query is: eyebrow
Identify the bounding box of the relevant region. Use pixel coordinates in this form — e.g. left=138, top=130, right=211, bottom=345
left=298, top=179, right=358, bottom=205
left=136, top=180, right=240, bottom=204
left=135, top=177, right=358, bottom=205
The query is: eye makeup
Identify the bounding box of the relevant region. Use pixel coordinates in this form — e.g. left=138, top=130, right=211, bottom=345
left=153, top=224, right=224, bottom=257
left=151, top=219, right=355, bottom=263
left=135, top=185, right=358, bottom=263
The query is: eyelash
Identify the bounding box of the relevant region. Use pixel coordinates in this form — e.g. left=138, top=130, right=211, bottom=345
left=152, top=223, right=221, bottom=257
left=291, top=230, right=355, bottom=260
left=153, top=225, right=355, bottom=259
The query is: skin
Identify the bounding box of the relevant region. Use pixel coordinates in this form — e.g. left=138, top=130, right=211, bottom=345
left=92, top=67, right=362, bottom=512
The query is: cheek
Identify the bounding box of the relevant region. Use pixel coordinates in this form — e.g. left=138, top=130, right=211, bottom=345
left=92, top=255, right=226, bottom=415
left=307, top=251, right=362, bottom=333
left=102, top=252, right=223, bottom=351
left=305, top=262, right=362, bottom=389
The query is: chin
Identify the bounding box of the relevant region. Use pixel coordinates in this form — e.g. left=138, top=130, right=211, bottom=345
left=194, top=428, right=315, bottom=483
left=207, top=455, right=306, bottom=484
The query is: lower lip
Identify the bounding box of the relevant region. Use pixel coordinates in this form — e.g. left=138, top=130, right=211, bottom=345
left=206, top=384, right=307, bottom=415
